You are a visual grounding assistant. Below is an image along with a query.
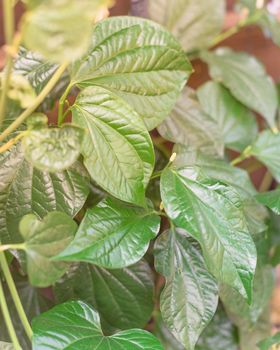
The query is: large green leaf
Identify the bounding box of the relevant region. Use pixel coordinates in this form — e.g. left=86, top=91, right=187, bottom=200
left=19, top=211, right=77, bottom=287
left=0, top=273, right=53, bottom=350
left=197, top=81, right=258, bottom=151
left=256, top=187, right=280, bottom=215
left=0, top=142, right=89, bottom=244
left=220, top=264, right=274, bottom=329
left=251, top=130, right=280, bottom=182
left=201, top=48, right=278, bottom=128
left=160, top=167, right=257, bottom=301
left=154, top=228, right=218, bottom=350
left=70, top=16, right=192, bottom=130
left=32, top=300, right=163, bottom=349
left=54, top=260, right=154, bottom=333
left=72, top=86, right=154, bottom=206
left=148, top=0, right=225, bottom=52
left=22, top=125, right=83, bottom=172
left=22, top=0, right=108, bottom=62
left=258, top=332, right=280, bottom=350
left=173, top=146, right=256, bottom=199
left=56, top=197, right=160, bottom=268
left=157, top=87, right=224, bottom=157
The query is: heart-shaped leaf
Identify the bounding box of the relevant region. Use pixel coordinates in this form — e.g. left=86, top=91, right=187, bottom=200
left=70, top=16, right=192, bottom=130
left=72, top=86, right=154, bottom=206
left=201, top=48, right=277, bottom=129
left=32, top=300, right=164, bottom=349
left=19, top=212, right=77, bottom=287
left=56, top=197, right=160, bottom=268
left=54, top=260, right=154, bottom=333
left=154, top=228, right=218, bottom=350
left=22, top=125, right=83, bottom=172
left=197, top=81, right=257, bottom=151
left=160, top=167, right=257, bottom=301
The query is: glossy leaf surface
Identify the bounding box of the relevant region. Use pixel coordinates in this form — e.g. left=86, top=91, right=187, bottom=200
left=19, top=212, right=77, bottom=287
left=22, top=125, right=83, bottom=172
left=71, top=16, right=192, bottom=130
left=154, top=228, right=218, bottom=350
left=32, top=300, right=163, bottom=349
left=201, top=48, right=278, bottom=128
left=72, top=86, right=154, bottom=206
left=160, top=167, right=257, bottom=301
left=197, top=81, right=257, bottom=151
left=56, top=197, right=160, bottom=268
left=158, top=87, right=224, bottom=157
left=148, top=0, right=225, bottom=52
left=54, top=260, right=154, bottom=332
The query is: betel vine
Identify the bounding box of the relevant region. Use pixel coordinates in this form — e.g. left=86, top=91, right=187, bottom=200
left=0, top=0, right=280, bottom=349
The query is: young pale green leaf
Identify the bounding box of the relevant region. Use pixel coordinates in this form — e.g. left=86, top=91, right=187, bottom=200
left=22, top=0, right=104, bottom=62
left=173, top=146, right=256, bottom=199
left=71, top=16, right=192, bottom=130
left=22, top=125, right=83, bottom=172
left=55, top=197, right=160, bottom=268
left=72, top=86, right=154, bottom=206
left=154, top=228, right=218, bottom=350
left=256, top=188, right=280, bottom=215
left=196, top=305, right=239, bottom=350
left=220, top=264, right=274, bottom=329
left=157, top=87, right=224, bottom=157
left=201, top=48, right=278, bottom=128
left=0, top=273, right=53, bottom=350
left=0, top=142, right=89, bottom=244
left=32, top=300, right=164, bottom=350
left=19, top=212, right=77, bottom=287
left=258, top=332, right=280, bottom=350
left=54, top=260, right=154, bottom=333
left=160, top=167, right=257, bottom=301
left=197, top=81, right=258, bottom=151
left=251, top=130, right=280, bottom=182
left=148, top=0, right=225, bottom=52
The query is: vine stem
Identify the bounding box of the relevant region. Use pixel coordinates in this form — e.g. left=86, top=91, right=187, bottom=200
left=0, top=61, right=69, bottom=143
left=259, top=171, right=273, bottom=192
left=0, top=0, right=15, bottom=127
left=0, top=252, right=33, bottom=340
left=230, top=146, right=252, bottom=166
left=0, top=277, right=21, bottom=349
left=58, top=82, right=73, bottom=126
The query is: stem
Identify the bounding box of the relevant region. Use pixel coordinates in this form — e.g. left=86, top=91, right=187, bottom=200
left=0, top=243, right=25, bottom=252
left=0, top=277, right=21, bottom=349
left=150, top=171, right=162, bottom=180
left=230, top=146, right=252, bottom=166
left=259, top=171, right=273, bottom=192
left=0, top=252, right=33, bottom=340
left=0, top=0, right=15, bottom=127
left=58, top=82, right=73, bottom=126
left=0, top=62, right=69, bottom=143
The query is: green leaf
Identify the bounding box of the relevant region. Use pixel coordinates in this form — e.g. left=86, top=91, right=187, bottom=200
left=258, top=11, right=280, bottom=47
left=22, top=125, right=83, bottom=172
left=56, top=197, right=160, bottom=268
left=154, top=314, right=185, bottom=350
left=154, top=228, right=218, bottom=350
left=0, top=142, right=89, bottom=244
left=251, top=130, right=280, bottom=182
left=196, top=305, right=239, bottom=350
left=72, top=86, right=154, bottom=206
left=54, top=260, right=154, bottom=333
left=22, top=0, right=99, bottom=62
left=0, top=273, right=53, bottom=350
left=0, top=343, right=14, bottom=350
left=258, top=332, right=280, bottom=350
left=160, top=167, right=257, bottom=301
left=173, top=146, right=256, bottom=199
left=32, top=300, right=164, bottom=349
left=256, top=188, right=280, bottom=215
left=197, top=81, right=258, bottom=151
left=148, top=0, right=225, bottom=52
left=13, top=48, right=69, bottom=111
left=201, top=48, right=278, bottom=128
left=157, top=87, right=224, bottom=157
left=220, top=264, right=274, bottom=329
left=71, top=16, right=192, bottom=130
left=19, top=211, right=77, bottom=287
